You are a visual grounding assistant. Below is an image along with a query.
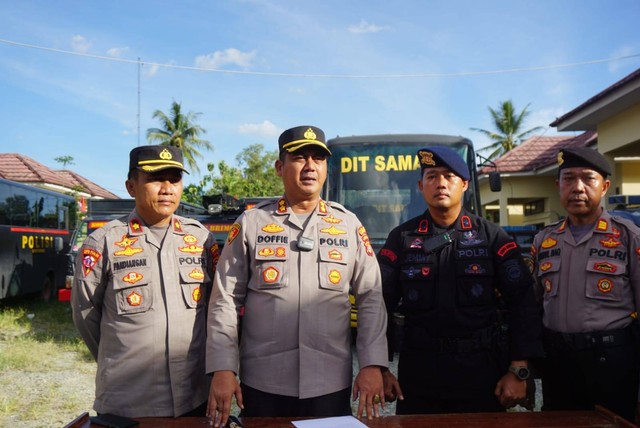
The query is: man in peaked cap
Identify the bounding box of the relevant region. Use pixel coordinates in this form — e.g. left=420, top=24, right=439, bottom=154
left=206, top=126, right=388, bottom=426
left=72, top=144, right=217, bottom=418
left=532, top=147, right=640, bottom=422
left=378, top=145, right=543, bottom=414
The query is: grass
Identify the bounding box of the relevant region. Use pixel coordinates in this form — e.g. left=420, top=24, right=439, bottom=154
left=0, top=296, right=96, bottom=427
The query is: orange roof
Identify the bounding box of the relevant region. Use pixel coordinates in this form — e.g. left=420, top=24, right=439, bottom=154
left=479, top=131, right=597, bottom=174
left=0, top=153, right=118, bottom=199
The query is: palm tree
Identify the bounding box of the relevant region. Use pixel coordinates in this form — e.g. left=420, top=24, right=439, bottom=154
left=471, top=100, right=543, bottom=161
left=146, top=100, right=213, bottom=173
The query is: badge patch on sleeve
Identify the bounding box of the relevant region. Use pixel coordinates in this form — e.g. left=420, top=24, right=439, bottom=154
left=227, top=223, right=241, bottom=245
left=358, top=226, right=374, bottom=257
left=82, top=248, right=102, bottom=277
left=497, top=241, right=517, bottom=257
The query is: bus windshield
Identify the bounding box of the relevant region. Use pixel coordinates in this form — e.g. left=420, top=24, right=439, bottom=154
left=324, top=135, right=479, bottom=249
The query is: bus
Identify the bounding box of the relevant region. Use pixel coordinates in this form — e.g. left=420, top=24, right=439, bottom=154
left=0, top=177, right=76, bottom=301
left=324, top=134, right=482, bottom=252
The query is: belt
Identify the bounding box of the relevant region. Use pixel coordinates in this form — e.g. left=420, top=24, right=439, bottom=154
left=405, top=326, right=496, bottom=353
left=544, top=325, right=635, bottom=351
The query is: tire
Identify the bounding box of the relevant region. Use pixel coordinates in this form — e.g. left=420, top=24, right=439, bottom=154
left=41, top=275, right=54, bottom=302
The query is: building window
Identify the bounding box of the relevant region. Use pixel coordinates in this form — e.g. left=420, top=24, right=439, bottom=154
left=524, top=199, right=544, bottom=216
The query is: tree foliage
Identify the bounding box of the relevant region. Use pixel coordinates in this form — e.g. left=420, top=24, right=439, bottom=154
left=54, top=156, right=75, bottom=168
left=471, top=100, right=543, bottom=161
left=182, top=144, right=283, bottom=206
left=146, top=100, right=213, bottom=173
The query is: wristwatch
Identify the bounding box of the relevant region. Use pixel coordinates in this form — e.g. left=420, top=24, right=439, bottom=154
left=509, top=365, right=530, bottom=381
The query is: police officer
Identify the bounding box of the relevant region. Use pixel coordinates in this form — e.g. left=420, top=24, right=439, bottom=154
left=533, top=147, right=640, bottom=422
left=72, top=145, right=217, bottom=417
left=378, top=146, right=543, bottom=414
left=206, top=126, right=388, bottom=427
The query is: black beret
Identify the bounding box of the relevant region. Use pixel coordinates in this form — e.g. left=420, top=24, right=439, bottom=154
left=129, top=145, right=189, bottom=174
left=416, top=146, right=470, bottom=181
left=557, top=147, right=611, bottom=177
left=278, top=126, right=331, bottom=155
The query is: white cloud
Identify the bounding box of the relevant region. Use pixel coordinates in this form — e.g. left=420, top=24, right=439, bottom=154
left=348, top=20, right=387, bottom=34
left=71, top=35, right=91, bottom=53
left=143, top=62, right=161, bottom=77
left=106, top=46, right=129, bottom=57
left=238, top=120, right=280, bottom=138
left=527, top=107, right=565, bottom=131
left=195, top=48, right=256, bottom=69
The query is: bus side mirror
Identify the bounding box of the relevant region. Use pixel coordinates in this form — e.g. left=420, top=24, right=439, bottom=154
left=54, top=237, right=64, bottom=253
left=489, top=171, right=502, bottom=192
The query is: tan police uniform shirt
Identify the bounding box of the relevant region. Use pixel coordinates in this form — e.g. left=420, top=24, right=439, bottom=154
left=72, top=211, right=217, bottom=417
left=533, top=210, right=640, bottom=333
left=206, top=198, right=388, bottom=399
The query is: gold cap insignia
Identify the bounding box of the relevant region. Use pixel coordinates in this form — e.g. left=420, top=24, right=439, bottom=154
left=303, top=128, right=317, bottom=140
left=418, top=150, right=436, bottom=167
left=160, top=149, right=173, bottom=160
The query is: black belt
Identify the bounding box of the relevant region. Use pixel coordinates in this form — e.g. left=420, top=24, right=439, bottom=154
left=544, top=325, right=635, bottom=351
left=404, top=326, right=496, bottom=353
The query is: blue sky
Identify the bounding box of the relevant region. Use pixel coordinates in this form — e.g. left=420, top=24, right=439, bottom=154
left=1, top=0, right=639, bottom=198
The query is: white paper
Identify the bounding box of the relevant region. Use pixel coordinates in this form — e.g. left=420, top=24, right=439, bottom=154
left=291, top=415, right=369, bottom=428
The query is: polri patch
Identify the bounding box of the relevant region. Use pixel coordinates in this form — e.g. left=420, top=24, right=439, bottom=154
left=82, top=248, right=102, bottom=277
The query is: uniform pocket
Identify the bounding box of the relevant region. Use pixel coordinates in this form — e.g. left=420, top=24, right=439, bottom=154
left=112, top=262, right=153, bottom=315
left=455, top=260, right=495, bottom=307
left=179, top=266, right=209, bottom=308
left=318, top=249, right=350, bottom=292
left=254, top=243, right=289, bottom=289
left=537, top=257, right=560, bottom=299
left=585, top=258, right=625, bottom=302
left=400, top=263, right=436, bottom=311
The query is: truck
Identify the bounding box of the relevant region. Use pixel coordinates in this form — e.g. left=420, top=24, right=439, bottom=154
left=61, top=196, right=266, bottom=301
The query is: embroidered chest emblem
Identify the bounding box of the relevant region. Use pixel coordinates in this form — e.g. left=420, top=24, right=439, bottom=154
left=114, top=235, right=143, bottom=257
left=179, top=234, right=204, bottom=254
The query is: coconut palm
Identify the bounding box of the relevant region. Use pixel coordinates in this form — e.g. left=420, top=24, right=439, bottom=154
left=471, top=100, right=543, bottom=161
left=146, top=100, right=213, bottom=173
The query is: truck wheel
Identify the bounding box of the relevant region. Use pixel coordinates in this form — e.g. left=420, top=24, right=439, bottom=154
left=41, top=275, right=54, bottom=302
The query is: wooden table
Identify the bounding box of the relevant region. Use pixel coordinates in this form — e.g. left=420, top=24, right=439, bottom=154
left=65, top=406, right=637, bottom=428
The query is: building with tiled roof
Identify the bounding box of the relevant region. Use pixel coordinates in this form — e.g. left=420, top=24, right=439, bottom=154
left=0, top=153, right=118, bottom=200
left=480, top=131, right=596, bottom=175
left=478, top=66, right=640, bottom=227
left=478, top=132, right=598, bottom=227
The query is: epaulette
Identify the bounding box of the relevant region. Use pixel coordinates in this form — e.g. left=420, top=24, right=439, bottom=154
left=255, top=199, right=276, bottom=209
left=609, top=213, right=640, bottom=232
left=325, top=200, right=347, bottom=213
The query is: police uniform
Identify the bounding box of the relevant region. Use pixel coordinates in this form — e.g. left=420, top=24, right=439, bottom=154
left=533, top=147, right=640, bottom=421
left=378, top=147, right=543, bottom=414
left=72, top=146, right=218, bottom=417
left=206, top=128, right=388, bottom=412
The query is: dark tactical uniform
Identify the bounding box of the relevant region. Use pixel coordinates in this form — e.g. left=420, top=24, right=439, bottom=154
left=379, top=209, right=543, bottom=414
left=533, top=212, right=640, bottom=421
